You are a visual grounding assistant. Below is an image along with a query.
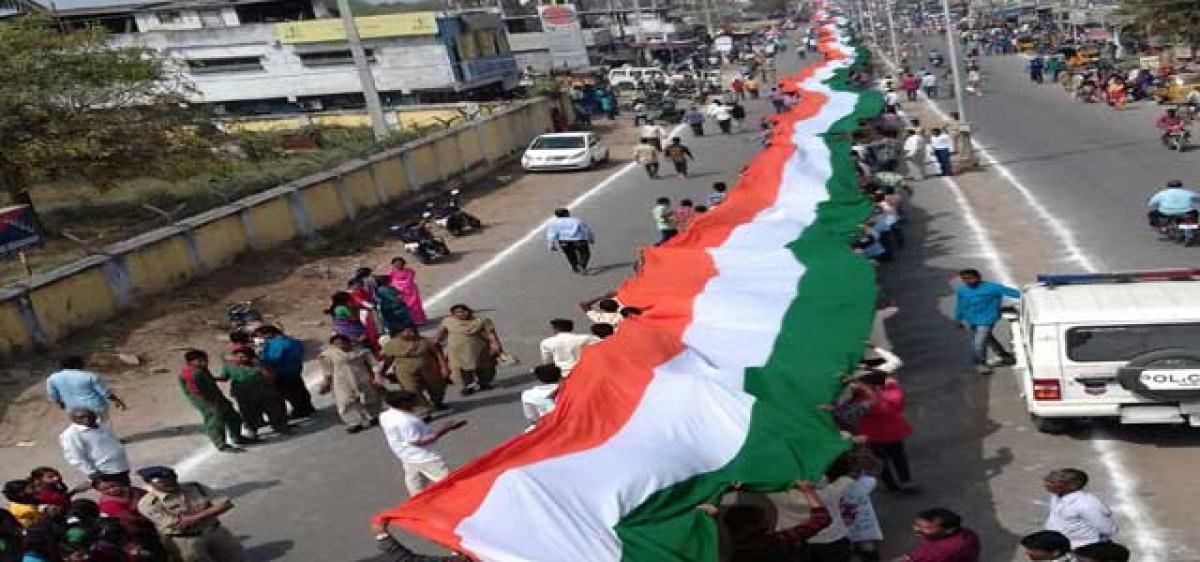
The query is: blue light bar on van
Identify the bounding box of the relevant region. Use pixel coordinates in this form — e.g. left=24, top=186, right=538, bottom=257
left=1037, top=269, right=1200, bottom=287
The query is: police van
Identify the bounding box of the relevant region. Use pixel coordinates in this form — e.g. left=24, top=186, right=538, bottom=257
left=1006, top=269, right=1200, bottom=433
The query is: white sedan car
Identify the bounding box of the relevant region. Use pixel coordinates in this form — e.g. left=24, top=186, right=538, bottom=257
left=521, top=132, right=610, bottom=171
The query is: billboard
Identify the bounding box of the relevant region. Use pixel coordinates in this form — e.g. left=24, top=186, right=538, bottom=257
left=538, top=4, right=590, bottom=70
left=0, top=205, right=42, bottom=257
left=274, top=12, right=438, bottom=44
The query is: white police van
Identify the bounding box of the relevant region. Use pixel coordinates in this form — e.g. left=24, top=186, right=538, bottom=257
left=1006, top=269, right=1200, bottom=433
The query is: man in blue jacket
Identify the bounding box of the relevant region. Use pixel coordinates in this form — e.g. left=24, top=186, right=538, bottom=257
left=954, top=268, right=1020, bottom=374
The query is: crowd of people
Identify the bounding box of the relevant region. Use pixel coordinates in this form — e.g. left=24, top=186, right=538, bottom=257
left=0, top=18, right=1146, bottom=562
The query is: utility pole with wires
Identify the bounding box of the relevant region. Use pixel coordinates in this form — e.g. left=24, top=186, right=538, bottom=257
left=336, top=0, right=389, bottom=140
left=884, top=0, right=899, bottom=64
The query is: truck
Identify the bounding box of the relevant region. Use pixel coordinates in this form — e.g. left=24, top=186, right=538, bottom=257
left=1006, top=269, right=1200, bottom=434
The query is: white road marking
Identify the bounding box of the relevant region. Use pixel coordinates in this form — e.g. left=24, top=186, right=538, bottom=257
left=882, top=53, right=1164, bottom=559
left=174, top=124, right=684, bottom=479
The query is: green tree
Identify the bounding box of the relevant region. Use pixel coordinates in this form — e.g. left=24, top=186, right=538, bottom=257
left=0, top=16, right=203, bottom=211
left=1118, top=0, right=1200, bottom=56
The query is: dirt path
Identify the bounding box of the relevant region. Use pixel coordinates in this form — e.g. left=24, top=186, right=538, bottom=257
left=0, top=119, right=641, bottom=473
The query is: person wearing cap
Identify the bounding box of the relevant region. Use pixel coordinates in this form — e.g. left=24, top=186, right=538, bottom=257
left=135, top=466, right=244, bottom=562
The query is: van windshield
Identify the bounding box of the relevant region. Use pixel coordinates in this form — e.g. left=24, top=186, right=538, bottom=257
left=1066, top=324, right=1200, bottom=362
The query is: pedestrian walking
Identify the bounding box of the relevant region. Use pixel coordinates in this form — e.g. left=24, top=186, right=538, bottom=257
left=897, top=508, right=980, bottom=562
left=638, top=120, right=666, bottom=151
left=434, top=304, right=504, bottom=395
left=730, top=75, right=746, bottom=100
left=379, top=390, right=467, bottom=495
left=59, top=408, right=130, bottom=484
left=135, top=466, right=245, bottom=562
left=632, top=100, right=648, bottom=126
left=256, top=325, right=316, bottom=418
left=1043, top=469, right=1116, bottom=549
left=545, top=208, right=595, bottom=274
left=901, top=73, right=920, bottom=101
left=953, top=268, right=1019, bottom=374
left=388, top=257, right=428, bottom=327
left=180, top=350, right=247, bottom=453
left=538, top=319, right=599, bottom=378
left=662, top=137, right=694, bottom=178
left=215, top=348, right=290, bottom=440
left=731, top=101, right=747, bottom=132
left=869, top=131, right=902, bottom=173
left=633, top=139, right=661, bottom=178
left=902, top=128, right=926, bottom=181
left=46, top=356, right=127, bottom=431
left=379, top=326, right=451, bottom=416
left=930, top=128, right=953, bottom=176
left=319, top=334, right=382, bottom=434
left=966, top=68, right=982, bottom=96
left=708, top=100, right=733, bottom=134
left=745, top=76, right=760, bottom=99
left=884, top=89, right=901, bottom=111
left=652, top=197, right=678, bottom=244
left=921, top=70, right=938, bottom=98
left=684, top=105, right=705, bottom=136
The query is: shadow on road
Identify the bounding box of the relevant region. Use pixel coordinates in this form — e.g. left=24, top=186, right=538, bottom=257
left=875, top=200, right=1020, bottom=560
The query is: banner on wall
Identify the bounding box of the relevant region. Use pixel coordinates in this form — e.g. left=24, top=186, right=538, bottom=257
left=538, top=4, right=590, bottom=70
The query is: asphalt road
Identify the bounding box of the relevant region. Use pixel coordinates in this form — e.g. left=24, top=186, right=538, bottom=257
left=126, top=39, right=1200, bottom=562
left=176, top=54, right=799, bottom=561
left=863, top=37, right=1200, bottom=561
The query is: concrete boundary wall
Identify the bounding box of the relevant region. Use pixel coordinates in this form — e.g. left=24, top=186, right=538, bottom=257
left=0, top=97, right=559, bottom=357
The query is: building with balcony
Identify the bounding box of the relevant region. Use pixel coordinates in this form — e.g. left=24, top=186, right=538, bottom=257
left=37, top=0, right=518, bottom=114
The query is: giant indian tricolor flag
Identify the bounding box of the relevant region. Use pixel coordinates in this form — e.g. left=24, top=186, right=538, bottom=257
left=375, top=14, right=884, bottom=561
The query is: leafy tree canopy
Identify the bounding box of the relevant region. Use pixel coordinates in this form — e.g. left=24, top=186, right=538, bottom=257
left=0, top=15, right=205, bottom=203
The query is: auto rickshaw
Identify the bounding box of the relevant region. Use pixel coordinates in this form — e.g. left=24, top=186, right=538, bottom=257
left=1062, top=45, right=1101, bottom=69
left=1152, top=73, right=1200, bottom=104
left=1017, top=35, right=1037, bottom=53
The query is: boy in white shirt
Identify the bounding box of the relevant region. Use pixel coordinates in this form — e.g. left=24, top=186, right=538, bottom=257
left=379, top=390, right=467, bottom=495
left=538, top=319, right=600, bottom=377
left=521, top=364, right=562, bottom=430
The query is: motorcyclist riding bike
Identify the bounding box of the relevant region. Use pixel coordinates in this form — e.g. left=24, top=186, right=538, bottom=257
left=1147, top=179, right=1199, bottom=232
left=1156, top=108, right=1188, bottom=146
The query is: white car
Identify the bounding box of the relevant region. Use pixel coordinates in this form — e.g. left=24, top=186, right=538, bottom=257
left=521, top=132, right=609, bottom=171
left=1007, top=269, right=1200, bottom=433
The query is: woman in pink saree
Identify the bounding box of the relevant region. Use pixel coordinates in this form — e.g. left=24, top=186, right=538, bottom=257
left=388, top=257, right=428, bottom=326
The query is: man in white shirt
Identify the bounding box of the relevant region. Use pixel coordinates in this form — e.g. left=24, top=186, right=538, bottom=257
left=706, top=100, right=733, bottom=134
left=639, top=120, right=666, bottom=151
left=379, top=390, right=467, bottom=495
left=521, top=364, right=562, bottom=430
left=884, top=88, right=901, bottom=110
left=921, top=71, right=938, bottom=98
left=59, top=407, right=130, bottom=483
left=538, top=319, right=600, bottom=377
left=929, top=127, right=954, bottom=176
left=1043, top=468, right=1117, bottom=548
left=902, top=128, right=927, bottom=180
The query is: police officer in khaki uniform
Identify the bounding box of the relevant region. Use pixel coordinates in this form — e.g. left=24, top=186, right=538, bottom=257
left=135, top=466, right=245, bottom=562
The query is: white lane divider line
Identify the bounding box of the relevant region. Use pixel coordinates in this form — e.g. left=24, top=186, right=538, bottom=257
left=878, top=49, right=1163, bottom=559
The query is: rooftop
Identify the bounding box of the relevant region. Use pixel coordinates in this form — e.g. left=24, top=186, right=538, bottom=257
left=1025, top=280, right=1200, bottom=325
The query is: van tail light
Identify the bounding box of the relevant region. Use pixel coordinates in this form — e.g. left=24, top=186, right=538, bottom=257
left=1032, top=379, right=1062, bottom=401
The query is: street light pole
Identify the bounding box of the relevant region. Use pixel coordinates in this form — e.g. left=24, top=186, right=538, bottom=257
left=884, top=0, right=899, bottom=64
left=336, top=0, right=389, bottom=140
left=939, top=0, right=967, bottom=122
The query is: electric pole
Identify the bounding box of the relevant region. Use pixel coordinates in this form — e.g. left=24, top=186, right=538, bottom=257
left=336, top=0, right=389, bottom=140
left=939, top=0, right=967, bottom=122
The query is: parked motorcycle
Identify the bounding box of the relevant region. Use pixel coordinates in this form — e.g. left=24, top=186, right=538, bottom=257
left=425, top=189, right=482, bottom=237
left=390, top=217, right=451, bottom=264
left=227, top=296, right=264, bottom=330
